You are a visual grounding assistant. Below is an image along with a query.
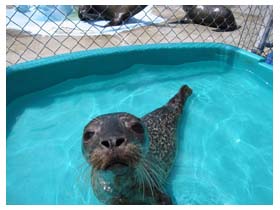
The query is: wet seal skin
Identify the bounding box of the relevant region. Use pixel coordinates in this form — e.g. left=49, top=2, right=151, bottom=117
left=172, top=5, right=240, bottom=32
left=78, top=5, right=147, bottom=27
left=82, top=85, right=192, bottom=204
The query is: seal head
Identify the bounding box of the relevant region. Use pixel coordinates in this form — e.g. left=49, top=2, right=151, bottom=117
left=83, top=113, right=149, bottom=175
left=82, top=85, right=193, bottom=204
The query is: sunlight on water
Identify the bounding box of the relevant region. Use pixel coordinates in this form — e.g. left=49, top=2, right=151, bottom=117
left=7, top=61, right=272, bottom=204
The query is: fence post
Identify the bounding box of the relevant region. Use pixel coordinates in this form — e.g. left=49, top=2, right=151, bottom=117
left=252, top=8, right=273, bottom=55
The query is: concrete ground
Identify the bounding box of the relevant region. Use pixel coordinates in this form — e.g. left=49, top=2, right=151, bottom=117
left=6, top=5, right=273, bottom=66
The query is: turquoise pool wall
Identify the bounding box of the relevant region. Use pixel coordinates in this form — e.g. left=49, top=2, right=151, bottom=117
left=7, top=43, right=272, bottom=104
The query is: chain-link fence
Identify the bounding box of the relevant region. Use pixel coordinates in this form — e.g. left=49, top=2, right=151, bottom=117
left=6, top=5, right=273, bottom=66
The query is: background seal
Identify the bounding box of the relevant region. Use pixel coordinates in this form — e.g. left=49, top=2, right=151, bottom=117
left=78, top=5, right=147, bottom=27
left=172, top=5, right=240, bottom=32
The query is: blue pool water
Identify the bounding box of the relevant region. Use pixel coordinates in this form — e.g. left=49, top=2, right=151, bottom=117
left=6, top=61, right=272, bottom=204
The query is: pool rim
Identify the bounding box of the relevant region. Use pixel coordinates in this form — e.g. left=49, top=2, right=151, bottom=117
left=6, top=42, right=273, bottom=105
left=7, top=42, right=271, bottom=71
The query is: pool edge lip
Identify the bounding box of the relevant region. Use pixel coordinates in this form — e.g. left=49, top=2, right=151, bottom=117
left=6, top=42, right=270, bottom=72
left=6, top=43, right=272, bottom=105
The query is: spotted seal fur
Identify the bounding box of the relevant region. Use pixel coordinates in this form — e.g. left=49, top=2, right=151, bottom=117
left=82, top=85, right=192, bottom=204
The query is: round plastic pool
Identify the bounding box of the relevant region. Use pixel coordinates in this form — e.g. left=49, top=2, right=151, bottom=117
left=6, top=43, right=273, bottom=204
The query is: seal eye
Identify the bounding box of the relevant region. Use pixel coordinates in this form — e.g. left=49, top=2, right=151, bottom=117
left=131, top=123, right=144, bottom=134
left=84, top=131, right=95, bottom=140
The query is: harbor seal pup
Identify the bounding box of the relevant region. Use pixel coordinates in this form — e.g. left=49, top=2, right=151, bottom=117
left=173, top=5, right=240, bottom=31
left=82, top=85, right=192, bottom=204
left=78, top=5, right=147, bottom=27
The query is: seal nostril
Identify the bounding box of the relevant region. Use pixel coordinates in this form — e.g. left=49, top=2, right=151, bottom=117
left=116, top=138, right=125, bottom=147
left=101, top=140, right=110, bottom=148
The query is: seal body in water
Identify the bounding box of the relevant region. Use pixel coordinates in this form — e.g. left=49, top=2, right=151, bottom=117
left=174, top=5, right=240, bottom=31
left=82, top=85, right=192, bottom=204
left=78, top=5, right=147, bottom=27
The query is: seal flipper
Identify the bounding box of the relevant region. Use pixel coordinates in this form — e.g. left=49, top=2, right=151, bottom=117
left=213, top=25, right=241, bottom=32
left=168, top=15, right=192, bottom=24
left=166, top=85, right=192, bottom=113
left=104, top=12, right=129, bottom=27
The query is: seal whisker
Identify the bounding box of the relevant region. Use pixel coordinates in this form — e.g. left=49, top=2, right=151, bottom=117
left=77, top=160, right=89, bottom=170
left=142, top=158, right=166, bottom=191
left=77, top=163, right=91, bottom=184
left=143, top=169, right=154, bottom=197
left=150, top=161, right=168, bottom=186
left=90, top=152, right=109, bottom=170
left=141, top=171, right=146, bottom=199
left=141, top=163, right=155, bottom=198
left=137, top=163, right=147, bottom=199
left=141, top=163, right=146, bottom=198
left=91, top=169, right=99, bottom=190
